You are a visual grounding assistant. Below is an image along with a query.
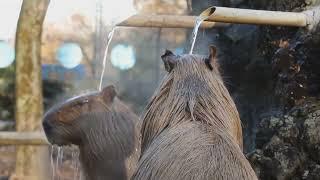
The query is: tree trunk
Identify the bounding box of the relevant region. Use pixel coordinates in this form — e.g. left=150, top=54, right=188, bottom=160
left=11, top=0, right=50, bottom=180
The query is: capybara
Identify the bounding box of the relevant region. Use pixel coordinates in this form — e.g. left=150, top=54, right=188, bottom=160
left=43, top=85, right=140, bottom=180
left=132, top=46, right=257, bottom=180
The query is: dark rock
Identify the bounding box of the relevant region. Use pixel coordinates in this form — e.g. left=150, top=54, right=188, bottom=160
left=302, top=163, right=320, bottom=180
left=191, top=0, right=320, bottom=179
left=250, top=100, right=320, bottom=179
left=224, top=24, right=258, bottom=42
left=264, top=136, right=305, bottom=179
left=303, top=110, right=320, bottom=163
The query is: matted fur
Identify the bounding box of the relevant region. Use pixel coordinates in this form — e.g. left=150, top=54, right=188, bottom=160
left=133, top=51, right=257, bottom=180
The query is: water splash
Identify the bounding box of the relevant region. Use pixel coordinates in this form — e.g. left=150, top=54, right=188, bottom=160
left=55, top=147, right=61, bottom=180
left=58, top=148, right=64, bottom=179
left=98, top=27, right=117, bottom=91
left=189, top=16, right=206, bottom=54
left=80, top=172, right=83, bottom=180
left=50, top=146, right=55, bottom=180
left=71, top=151, right=76, bottom=179
left=73, top=150, right=80, bottom=180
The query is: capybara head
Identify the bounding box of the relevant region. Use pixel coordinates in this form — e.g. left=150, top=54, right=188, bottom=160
left=43, top=85, right=140, bottom=180
left=141, top=46, right=243, bottom=151
left=42, top=85, right=118, bottom=146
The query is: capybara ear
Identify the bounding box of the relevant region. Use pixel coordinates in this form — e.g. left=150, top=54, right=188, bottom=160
left=205, top=45, right=217, bottom=71
left=161, top=49, right=178, bottom=72
left=101, top=85, right=117, bottom=103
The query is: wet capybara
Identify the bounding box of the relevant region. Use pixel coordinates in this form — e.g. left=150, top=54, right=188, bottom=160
left=132, top=46, right=257, bottom=180
left=42, top=85, right=140, bottom=180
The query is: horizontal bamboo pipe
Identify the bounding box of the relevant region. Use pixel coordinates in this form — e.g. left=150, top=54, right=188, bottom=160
left=117, top=14, right=228, bottom=28
left=200, top=6, right=308, bottom=27
left=0, top=132, right=49, bottom=145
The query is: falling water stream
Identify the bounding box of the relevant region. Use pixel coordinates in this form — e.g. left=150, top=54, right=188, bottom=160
left=51, top=146, right=55, bottom=180
left=55, top=147, right=62, bottom=180
left=50, top=145, right=81, bottom=180
left=98, top=27, right=117, bottom=91
left=189, top=16, right=209, bottom=54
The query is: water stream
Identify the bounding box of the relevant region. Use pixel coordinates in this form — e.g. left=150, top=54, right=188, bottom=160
left=98, top=27, right=117, bottom=91
left=50, top=146, right=55, bottom=180
left=73, top=150, right=80, bottom=180
left=55, top=147, right=61, bottom=180
left=189, top=16, right=207, bottom=54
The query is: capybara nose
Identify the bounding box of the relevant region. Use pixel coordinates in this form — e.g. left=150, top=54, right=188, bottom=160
left=42, top=120, right=53, bottom=135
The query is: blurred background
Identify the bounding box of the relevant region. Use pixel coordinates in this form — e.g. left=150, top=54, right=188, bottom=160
left=1, top=0, right=320, bottom=179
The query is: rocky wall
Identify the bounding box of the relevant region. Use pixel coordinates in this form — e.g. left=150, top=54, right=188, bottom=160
left=192, top=0, right=320, bottom=179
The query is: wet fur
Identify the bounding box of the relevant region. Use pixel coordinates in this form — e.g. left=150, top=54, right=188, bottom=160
left=133, top=50, right=257, bottom=180
left=43, top=86, right=140, bottom=180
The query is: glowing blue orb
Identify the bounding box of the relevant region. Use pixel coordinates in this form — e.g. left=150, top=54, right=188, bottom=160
left=0, top=41, right=15, bottom=68
left=56, top=43, right=83, bottom=69
left=111, top=44, right=136, bottom=70
left=174, top=47, right=184, bottom=55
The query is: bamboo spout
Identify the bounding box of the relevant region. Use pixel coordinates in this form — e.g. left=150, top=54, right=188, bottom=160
left=201, top=6, right=308, bottom=27
left=117, top=14, right=228, bottom=28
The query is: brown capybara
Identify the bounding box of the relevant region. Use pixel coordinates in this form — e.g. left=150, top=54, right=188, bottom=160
left=42, top=85, right=140, bottom=180
left=132, top=46, right=257, bottom=180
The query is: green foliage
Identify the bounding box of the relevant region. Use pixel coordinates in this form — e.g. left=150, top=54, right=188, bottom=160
left=0, top=64, right=15, bottom=120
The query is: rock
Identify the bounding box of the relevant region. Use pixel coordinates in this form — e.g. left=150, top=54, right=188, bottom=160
left=250, top=135, right=305, bottom=180
left=255, top=116, right=284, bottom=148
left=224, top=24, right=258, bottom=42
left=265, top=136, right=305, bottom=180
left=303, top=110, right=320, bottom=162
left=249, top=100, right=320, bottom=179
left=278, top=116, right=300, bottom=144
left=248, top=149, right=281, bottom=179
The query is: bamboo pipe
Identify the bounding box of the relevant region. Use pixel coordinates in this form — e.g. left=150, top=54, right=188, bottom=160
left=200, top=6, right=308, bottom=27
left=0, top=132, right=49, bottom=145
left=117, top=14, right=229, bottom=28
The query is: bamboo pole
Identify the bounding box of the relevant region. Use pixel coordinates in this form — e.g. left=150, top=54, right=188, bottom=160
left=0, top=132, right=48, bottom=145
left=117, top=14, right=228, bottom=28
left=12, top=0, right=50, bottom=180
left=200, top=6, right=308, bottom=27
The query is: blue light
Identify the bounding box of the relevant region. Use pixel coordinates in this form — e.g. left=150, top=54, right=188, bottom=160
left=0, top=41, right=15, bottom=68
left=111, top=44, right=136, bottom=70
left=56, top=43, right=83, bottom=69
left=174, top=47, right=184, bottom=55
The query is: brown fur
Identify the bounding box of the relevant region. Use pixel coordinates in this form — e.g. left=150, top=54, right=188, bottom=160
left=132, top=47, right=257, bottom=180
left=43, top=85, right=140, bottom=180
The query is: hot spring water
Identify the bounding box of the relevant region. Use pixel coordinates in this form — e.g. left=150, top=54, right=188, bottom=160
left=50, top=145, right=80, bottom=180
